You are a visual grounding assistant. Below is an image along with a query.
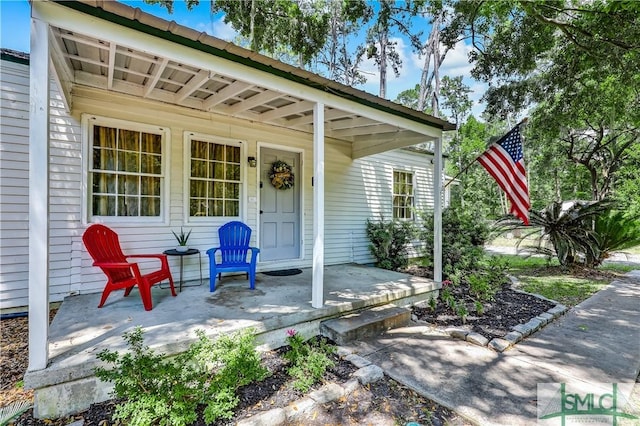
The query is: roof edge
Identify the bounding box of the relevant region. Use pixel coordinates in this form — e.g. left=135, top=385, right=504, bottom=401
left=1, top=49, right=30, bottom=65
left=52, top=0, right=455, bottom=131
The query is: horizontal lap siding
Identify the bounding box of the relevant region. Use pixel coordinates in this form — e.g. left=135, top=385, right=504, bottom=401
left=48, top=81, right=82, bottom=303
left=325, top=145, right=434, bottom=265
left=0, top=60, right=31, bottom=309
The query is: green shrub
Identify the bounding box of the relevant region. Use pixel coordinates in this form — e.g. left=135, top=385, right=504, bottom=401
left=284, top=329, right=335, bottom=393
left=591, top=210, right=640, bottom=266
left=418, top=207, right=489, bottom=273
left=95, top=327, right=268, bottom=426
left=366, top=218, right=415, bottom=270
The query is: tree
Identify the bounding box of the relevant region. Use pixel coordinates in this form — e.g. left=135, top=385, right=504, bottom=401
left=365, top=0, right=424, bottom=98
left=449, top=0, right=640, bottom=207
left=440, top=75, right=472, bottom=127
left=145, top=0, right=331, bottom=68
left=315, top=0, right=372, bottom=85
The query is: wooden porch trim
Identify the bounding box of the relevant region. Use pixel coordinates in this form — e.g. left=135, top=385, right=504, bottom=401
left=28, top=17, right=51, bottom=371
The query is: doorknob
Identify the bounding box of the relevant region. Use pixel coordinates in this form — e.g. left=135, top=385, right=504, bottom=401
left=260, top=210, right=263, bottom=214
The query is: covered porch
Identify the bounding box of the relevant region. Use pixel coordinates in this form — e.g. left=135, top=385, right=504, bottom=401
left=28, top=0, right=452, bottom=379
left=24, top=264, right=438, bottom=418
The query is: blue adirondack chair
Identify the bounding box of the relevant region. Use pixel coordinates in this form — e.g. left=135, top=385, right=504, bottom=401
left=206, top=221, right=260, bottom=292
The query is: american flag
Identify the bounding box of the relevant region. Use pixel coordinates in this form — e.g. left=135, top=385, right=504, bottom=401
left=477, top=125, right=530, bottom=225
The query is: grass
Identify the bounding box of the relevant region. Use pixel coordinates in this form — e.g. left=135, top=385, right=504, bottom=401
left=513, top=275, right=609, bottom=307
left=484, top=253, right=623, bottom=307
left=599, top=263, right=637, bottom=273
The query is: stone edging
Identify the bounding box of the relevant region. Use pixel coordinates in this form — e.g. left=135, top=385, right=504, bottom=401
left=444, top=275, right=569, bottom=353
left=236, top=347, right=383, bottom=426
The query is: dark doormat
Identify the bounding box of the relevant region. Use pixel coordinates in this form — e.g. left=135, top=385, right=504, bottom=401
left=262, top=268, right=303, bottom=276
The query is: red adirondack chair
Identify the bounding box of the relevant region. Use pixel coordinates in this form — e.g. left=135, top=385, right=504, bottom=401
left=82, top=224, right=176, bottom=311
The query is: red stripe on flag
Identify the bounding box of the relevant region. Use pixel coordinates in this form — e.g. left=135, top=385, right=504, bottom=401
left=478, top=138, right=530, bottom=225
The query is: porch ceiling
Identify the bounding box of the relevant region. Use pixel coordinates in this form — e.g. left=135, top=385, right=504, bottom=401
left=40, top=0, right=453, bottom=157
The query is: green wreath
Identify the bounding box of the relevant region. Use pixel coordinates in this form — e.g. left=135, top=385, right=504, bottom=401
left=269, top=160, right=294, bottom=190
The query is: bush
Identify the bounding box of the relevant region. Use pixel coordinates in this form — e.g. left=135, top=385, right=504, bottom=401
left=95, top=327, right=268, bottom=426
left=284, top=329, right=335, bottom=393
left=366, top=218, right=415, bottom=270
left=418, top=207, right=489, bottom=274
left=591, top=210, right=640, bottom=266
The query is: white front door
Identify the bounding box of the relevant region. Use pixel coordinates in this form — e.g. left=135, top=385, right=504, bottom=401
left=259, top=147, right=301, bottom=261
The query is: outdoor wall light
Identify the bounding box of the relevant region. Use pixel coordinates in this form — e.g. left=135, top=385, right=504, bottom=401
left=247, top=156, right=257, bottom=167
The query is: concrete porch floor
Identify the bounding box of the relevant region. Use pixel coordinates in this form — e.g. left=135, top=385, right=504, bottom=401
left=25, top=263, right=439, bottom=418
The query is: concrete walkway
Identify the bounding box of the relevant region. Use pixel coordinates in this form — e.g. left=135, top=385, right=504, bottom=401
left=345, top=270, right=640, bottom=425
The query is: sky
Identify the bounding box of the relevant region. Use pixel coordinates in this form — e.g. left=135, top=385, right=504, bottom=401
left=0, top=0, right=486, bottom=117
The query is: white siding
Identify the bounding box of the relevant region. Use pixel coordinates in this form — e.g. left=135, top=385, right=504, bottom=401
left=324, top=142, right=434, bottom=265
left=0, top=65, right=436, bottom=310
left=1, top=59, right=31, bottom=310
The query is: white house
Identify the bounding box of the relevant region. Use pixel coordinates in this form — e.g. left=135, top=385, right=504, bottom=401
left=1, top=0, right=454, bottom=380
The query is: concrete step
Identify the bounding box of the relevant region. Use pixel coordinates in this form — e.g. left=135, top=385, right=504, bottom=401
left=320, top=304, right=411, bottom=345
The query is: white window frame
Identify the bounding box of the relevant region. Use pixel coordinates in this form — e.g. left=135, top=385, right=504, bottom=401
left=393, top=169, right=415, bottom=220
left=184, top=132, right=246, bottom=223
left=82, top=114, right=170, bottom=225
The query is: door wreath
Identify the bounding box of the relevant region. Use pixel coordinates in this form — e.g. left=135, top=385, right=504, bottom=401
left=269, top=160, right=294, bottom=190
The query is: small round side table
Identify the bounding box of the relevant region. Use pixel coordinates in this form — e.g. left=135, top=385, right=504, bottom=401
left=163, top=248, right=203, bottom=291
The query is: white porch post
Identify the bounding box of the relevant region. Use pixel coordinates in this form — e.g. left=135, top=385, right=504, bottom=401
left=28, top=17, right=51, bottom=371
left=433, top=137, right=443, bottom=284
left=312, top=102, right=325, bottom=308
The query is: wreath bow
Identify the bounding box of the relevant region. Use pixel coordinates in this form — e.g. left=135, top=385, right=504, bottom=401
left=269, top=160, right=294, bottom=190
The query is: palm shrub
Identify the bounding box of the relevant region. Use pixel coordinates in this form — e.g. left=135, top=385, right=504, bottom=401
left=590, top=210, right=640, bottom=266
left=495, top=199, right=615, bottom=266
left=365, top=218, right=415, bottom=270
left=418, top=207, right=489, bottom=274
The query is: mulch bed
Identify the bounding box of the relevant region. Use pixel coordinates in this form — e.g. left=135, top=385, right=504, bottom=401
left=413, top=287, right=555, bottom=340
left=405, top=265, right=556, bottom=340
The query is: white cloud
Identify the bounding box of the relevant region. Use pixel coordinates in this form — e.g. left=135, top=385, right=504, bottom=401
left=440, top=40, right=475, bottom=78
left=211, top=17, right=238, bottom=41
left=191, top=17, right=237, bottom=41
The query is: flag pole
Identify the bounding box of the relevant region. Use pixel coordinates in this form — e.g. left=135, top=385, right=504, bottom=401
left=443, top=117, right=528, bottom=189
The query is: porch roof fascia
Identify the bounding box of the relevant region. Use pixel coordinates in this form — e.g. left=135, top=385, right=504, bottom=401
left=43, top=0, right=455, bottom=136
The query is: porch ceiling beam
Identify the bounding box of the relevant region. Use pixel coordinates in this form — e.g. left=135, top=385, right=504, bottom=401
left=330, top=124, right=399, bottom=138
left=351, top=133, right=435, bottom=159
left=203, top=80, right=252, bottom=110
left=174, top=69, right=209, bottom=102
left=287, top=108, right=353, bottom=128
left=144, top=57, right=169, bottom=97
left=107, top=42, right=116, bottom=90
left=258, top=100, right=313, bottom=122
left=75, top=71, right=205, bottom=110
left=48, top=30, right=74, bottom=112
left=327, top=116, right=377, bottom=131
left=221, top=89, right=283, bottom=115
left=58, top=31, right=108, bottom=50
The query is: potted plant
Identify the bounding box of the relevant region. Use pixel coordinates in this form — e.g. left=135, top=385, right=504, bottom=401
left=172, top=227, right=192, bottom=252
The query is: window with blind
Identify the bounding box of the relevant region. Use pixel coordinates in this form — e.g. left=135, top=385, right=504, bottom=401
left=89, top=122, right=164, bottom=219
left=189, top=137, right=241, bottom=217
left=393, top=170, right=414, bottom=220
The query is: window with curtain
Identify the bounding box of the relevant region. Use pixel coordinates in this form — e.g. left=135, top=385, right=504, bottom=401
left=189, top=138, right=241, bottom=217
left=393, top=170, right=414, bottom=220
left=90, top=123, right=163, bottom=218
